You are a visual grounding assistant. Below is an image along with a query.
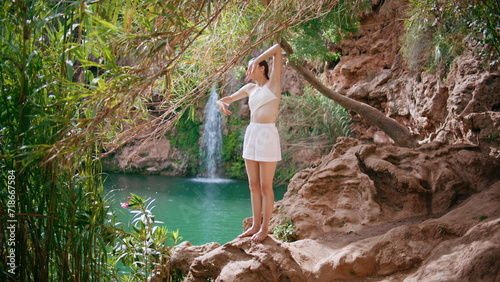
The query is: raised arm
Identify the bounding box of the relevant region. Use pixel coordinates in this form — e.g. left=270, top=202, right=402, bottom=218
left=218, top=44, right=283, bottom=116
left=248, top=44, right=283, bottom=92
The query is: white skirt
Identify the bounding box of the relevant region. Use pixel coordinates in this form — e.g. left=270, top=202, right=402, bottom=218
left=242, top=123, right=281, bottom=162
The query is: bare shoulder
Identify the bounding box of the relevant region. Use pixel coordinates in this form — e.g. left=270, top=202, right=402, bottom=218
left=246, top=82, right=257, bottom=89
left=242, top=82, right=257, bottom=93
left=226, top=83, right=257, bottom=103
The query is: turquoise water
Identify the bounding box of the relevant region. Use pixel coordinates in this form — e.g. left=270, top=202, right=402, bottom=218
left=104, top=173, right=287, bottom=245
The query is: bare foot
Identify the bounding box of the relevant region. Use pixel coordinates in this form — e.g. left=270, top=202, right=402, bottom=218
left=238, top=227, right=260, bottom=238
left=251, top=230, right=268, bottom=242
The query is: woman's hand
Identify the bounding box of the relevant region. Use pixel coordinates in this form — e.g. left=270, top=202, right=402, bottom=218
left=216, top=100, right=232, bottom=116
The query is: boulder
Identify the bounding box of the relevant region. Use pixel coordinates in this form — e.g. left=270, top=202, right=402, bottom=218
left=186, top=181, right=499, bottom=281
left=274, top=138, right=499, bottom=239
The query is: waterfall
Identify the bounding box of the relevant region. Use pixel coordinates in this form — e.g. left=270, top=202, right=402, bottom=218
left=201, top=85, right=223, bottom=178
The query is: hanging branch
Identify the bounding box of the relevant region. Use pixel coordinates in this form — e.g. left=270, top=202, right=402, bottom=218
left=279, top=38, right=419, bottom=148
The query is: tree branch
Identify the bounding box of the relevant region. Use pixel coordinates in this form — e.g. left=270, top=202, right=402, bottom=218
left=280, top=38, right=418, bottom=148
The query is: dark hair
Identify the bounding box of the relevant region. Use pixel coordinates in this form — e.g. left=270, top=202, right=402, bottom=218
left=259, top=60, right=270, bottom=80
left=249, top=58, right=270, bottom=80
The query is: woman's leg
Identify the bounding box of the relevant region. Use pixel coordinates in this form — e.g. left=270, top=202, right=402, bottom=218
left=238, top=159, right=262, bottom=237
left=251, top=161, right=277, bottom=242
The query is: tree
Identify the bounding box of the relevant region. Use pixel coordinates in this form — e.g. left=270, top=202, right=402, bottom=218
left=200, top=0, right=419, bottom=148
left=0, top=0, right=350, bottom=280
left=280, top=39, right=419, bottom=148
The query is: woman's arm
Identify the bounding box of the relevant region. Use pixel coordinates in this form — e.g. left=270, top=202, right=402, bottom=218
left=248, top=44, right=283, bottom=91
left=216, top=83, right=253, bottom=116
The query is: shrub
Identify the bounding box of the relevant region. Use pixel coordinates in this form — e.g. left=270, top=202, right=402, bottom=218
left=169, top=109, right=202, bottom=176
left=272, top=218, right=298, bottom=243
left=272, top=206, right=298, bottom=242
left=222, top=114, right=248, bottom=179
left=402, top=0, right=499, bottom=74
left=276, top=86, right=352, bottom=182
left=289, top=0, right=370, bottom=63
left=108, top=193, right=183, bottom=281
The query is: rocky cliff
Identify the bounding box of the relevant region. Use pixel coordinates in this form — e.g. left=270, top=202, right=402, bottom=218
left=327, top=0, right=499, bottom=157
left=150, top=0, right=500, bottom=281
left=102, top=137, right=190, bottom=175
left=175, top=138, right=499, bottom=281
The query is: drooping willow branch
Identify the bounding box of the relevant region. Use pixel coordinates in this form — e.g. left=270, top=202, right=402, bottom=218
left=45, top=0, right=347, bottom=163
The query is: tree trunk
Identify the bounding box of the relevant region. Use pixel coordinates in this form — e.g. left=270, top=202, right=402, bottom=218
left=280, top=39, right=418, bottom=148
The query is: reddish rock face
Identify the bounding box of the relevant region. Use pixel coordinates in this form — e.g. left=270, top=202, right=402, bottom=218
left=183, top=139, right=499, bottom=282
left=102, top=137, right=189, bottom=175
left=323, top=0, right=499, bottom=156
left=274, top=138, right=500, bottom=239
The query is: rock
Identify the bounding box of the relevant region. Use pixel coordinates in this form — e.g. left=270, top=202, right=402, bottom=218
left=274, top=138, right=500, bottom=240
left=103, top=137, right=188, bottom=175
left=373, top=130, right=392, bottom=145
left=408, top=221, right=500, bottom=281
left=186, top=236, right=309, bottom=282
left=404, top=198, right=500, bottom=282
left=170, top=241, right=220, bottom=277
left=186, top=181, right=499, bottom=281
left=281, top=65, right=305, bottom=96
left=463, top=110, right=500, bottom=157
left=150, top=241, right=221, bottom=281
left=315, top=181, right=500, bottom=281
left=183, top=137, right=499, bottom=281
left=327, top=0, right=403, bottom=90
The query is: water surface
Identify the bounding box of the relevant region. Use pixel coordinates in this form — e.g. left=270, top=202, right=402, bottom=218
left=104, top=173, right=287, bottom=245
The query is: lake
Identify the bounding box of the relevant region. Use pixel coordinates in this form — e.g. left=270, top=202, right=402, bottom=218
left=104, top=173, right=287, bottom=246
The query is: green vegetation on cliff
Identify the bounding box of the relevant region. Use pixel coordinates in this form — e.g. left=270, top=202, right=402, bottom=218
left=289, top=0, right=369, bottom=63
left=1, top=1, right=110, bottom=280
left=169, top=109, right=202, bottom=176
left=276, top=87, right=353, bottom=182
left=222, top=114, right=248, bottom=179
left=402, top=0, right=499, bottom=74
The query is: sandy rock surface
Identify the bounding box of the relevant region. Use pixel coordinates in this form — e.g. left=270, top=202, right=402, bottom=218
left=276, top=138, right=499, bottom=240
left=184, top=183, right=498, bottom=281
left=183, top=139, right=499, bottom=281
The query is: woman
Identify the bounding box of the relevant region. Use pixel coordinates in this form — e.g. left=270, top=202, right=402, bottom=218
left=216, top=44, right=282, bottom=242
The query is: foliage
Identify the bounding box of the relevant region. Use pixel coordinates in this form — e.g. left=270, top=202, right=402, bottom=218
left=169, top=109, right=202, bottom=176
left=0, top=1, right=110, bottom=280
left=402, top=0, right=500, bottom=74
left=193, top=0, right=343, bottom=96
left=276, top=86, right=352, bottom=182
left=288, top=0, right=370, bottom=63
left=222, top=111, right=248, bottom=179
left=101, top=0, right=344, bottom=155
left=272, top=206, right=298, bottom=242
left=37, top=0, right=345, bottom=159
left=273, top=219, right=298, bottom=242
left=107, top=193, right=182, bottom=281
left=281, top=87, right=353, bottom=141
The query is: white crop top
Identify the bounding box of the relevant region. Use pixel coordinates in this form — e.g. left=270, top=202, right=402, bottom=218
left=248, top=84, right=279, bottom=114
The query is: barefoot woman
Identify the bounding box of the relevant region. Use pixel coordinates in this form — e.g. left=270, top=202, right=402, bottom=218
left=216, top=44, right=282, bottom=242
